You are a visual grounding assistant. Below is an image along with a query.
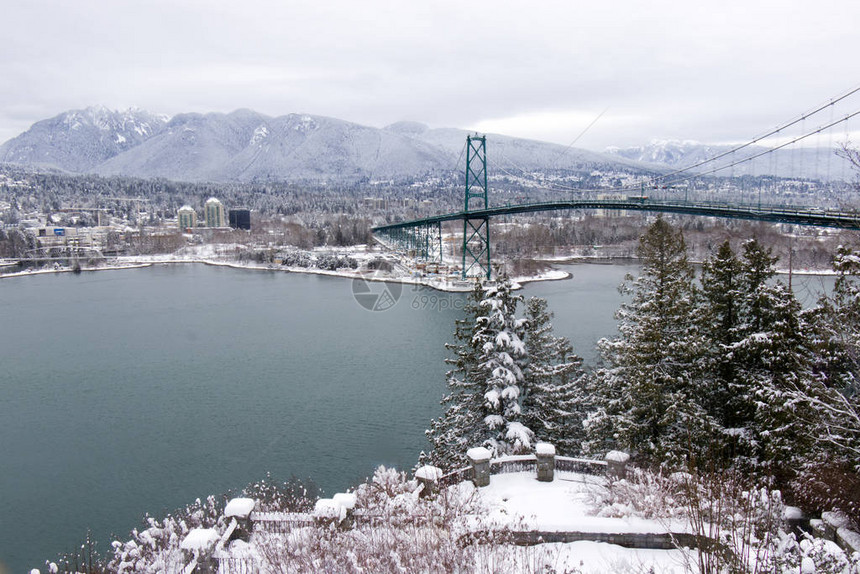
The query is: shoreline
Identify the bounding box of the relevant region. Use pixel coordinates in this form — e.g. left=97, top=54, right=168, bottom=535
left=0, top=257, right=573, bottom=292
left=0, top=254, right=836, bottom=289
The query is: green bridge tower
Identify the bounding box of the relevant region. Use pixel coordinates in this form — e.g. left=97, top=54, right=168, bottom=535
left=462, top=135, right=491, bottom=280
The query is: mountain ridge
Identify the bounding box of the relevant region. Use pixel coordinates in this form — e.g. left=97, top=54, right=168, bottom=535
left=0, top=107, right=653, bottom=183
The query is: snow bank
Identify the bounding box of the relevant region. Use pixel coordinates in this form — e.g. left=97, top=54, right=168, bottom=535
left=313, top=498, right=346, bottom=521
left=474, top=473, right=688, bottom=534
left=605, top=450, right=630, bottom=463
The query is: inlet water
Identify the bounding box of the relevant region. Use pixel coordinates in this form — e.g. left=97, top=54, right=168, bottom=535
left=0, top=263, right=829, bottom=572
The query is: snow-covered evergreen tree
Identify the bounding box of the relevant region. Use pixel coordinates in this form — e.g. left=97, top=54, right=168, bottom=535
left=699, top=240, right=747, bottom=435
left=424, top=282, right=489, bottom=469
left=795, top=246, right=860, bottom=521
left=473, top=277, right=532, bottom=456
left=425, top=277, right=533, bottom=468
left=730, top=240, right=815, bottom=477
left=809, top=245, right=860, bottom=398
left=586, top=217, right=710, bottom=465
left=520, top=296, right=588, bottom=455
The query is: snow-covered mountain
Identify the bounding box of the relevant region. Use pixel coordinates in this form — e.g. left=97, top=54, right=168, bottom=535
left=0, top=106, right=169, bottom=173
left=606, top=139, right=852, bottom=181
left=0, top=107, right=649, bottom=183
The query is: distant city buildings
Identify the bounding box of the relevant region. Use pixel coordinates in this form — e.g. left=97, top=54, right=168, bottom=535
left=229, top=208, right=251, bottom=231
left=595, top=193, right=628, bottom=218
left=177, top=199, right=250, bottom=232
left=177, top=205, right=197, bottom=231
left=205, top=197, right=226, bottom=228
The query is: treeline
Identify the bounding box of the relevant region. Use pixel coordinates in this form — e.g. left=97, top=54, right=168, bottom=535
left=0, top=164, right=463, bottom=224
left=426, top=217, right=860, bottom=524
left=490, top=212, right=845, bottom=270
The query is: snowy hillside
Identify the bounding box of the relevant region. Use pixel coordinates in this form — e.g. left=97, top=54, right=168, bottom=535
left=0, top=106, right=168, bottom=172
left=0, top=107, right=653, bottom=183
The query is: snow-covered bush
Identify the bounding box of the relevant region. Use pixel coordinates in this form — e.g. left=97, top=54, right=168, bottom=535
left=315, top=253, right=357, bottom=271
left=241, top=473, right=320, bottom=513
left=280, top=250, right=313, bottom=268
left=255, top=465, right=488, bottom=573
left=105, top=496, right=224, bottom=574
left=588, top=468, right=685, bottom=520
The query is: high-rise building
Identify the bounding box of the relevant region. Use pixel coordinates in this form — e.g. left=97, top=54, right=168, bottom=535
left=229, top=208, right=251, bottom=230
left=205, top=197, right=226, bottom=227
left=177, top=205, right=197, bottom=230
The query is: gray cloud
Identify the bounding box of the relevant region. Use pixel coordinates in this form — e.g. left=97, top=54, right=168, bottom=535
left=2, top=0, right=859, bottom=151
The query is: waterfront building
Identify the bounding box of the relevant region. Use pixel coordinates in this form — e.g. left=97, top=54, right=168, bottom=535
left=178, top=205, right=197, bottom=231
left=229, top=208, right=251, bottom=230
left=205, top=198, right=226, bottom=228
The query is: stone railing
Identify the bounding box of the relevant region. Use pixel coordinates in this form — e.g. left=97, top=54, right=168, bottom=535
left=178, top=444, right=860, bottom=574
left=178, top=443, right=629, bottom=572
left=810, top=510, right=860, bottom=555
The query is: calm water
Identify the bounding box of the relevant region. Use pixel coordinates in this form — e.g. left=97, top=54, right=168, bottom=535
left=0, top=263, right=830, bottom=572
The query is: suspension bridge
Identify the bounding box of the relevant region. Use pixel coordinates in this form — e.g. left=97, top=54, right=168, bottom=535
left=373, top=87, right=860, bottom=280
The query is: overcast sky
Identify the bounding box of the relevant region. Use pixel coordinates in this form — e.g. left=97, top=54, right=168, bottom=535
left=2, top=0, right=859, bottom=151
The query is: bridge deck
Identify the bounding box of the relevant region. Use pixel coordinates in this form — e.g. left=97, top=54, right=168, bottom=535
left=372, top=199, right=860, bottom=232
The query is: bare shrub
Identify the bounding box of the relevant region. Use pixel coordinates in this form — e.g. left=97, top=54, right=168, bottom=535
left=588, top=468, right=685, bottom=520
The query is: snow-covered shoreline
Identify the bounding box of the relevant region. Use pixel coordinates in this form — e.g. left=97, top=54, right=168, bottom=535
left=0, top=256, right=572, bottom=292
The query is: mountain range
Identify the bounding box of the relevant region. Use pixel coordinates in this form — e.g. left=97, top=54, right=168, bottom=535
left=0, top=106, right=645, bottom=183
left=1, top=107, right=852, bottom=183
left=605, top=139, right=853, bottom=182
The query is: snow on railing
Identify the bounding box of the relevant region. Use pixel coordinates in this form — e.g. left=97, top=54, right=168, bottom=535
left=555, top=456, right=608, bottom=475
left=215, top=518, right=237, bottom=553
left=250, top=511, right=314, bottom=534
left=438, top=466, right=473, bottom=487
left=490, top=454, right=536, bottom=475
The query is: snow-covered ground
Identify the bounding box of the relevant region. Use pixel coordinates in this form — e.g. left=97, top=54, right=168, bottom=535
left=0, top=243, right=572, bottom=292
left=469, top=472, right=694, bottom=573
left=476, top=472, right=687, bottom=535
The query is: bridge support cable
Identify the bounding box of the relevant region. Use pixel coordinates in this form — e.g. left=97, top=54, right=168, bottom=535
left=462, top=135, right=491, bottom=280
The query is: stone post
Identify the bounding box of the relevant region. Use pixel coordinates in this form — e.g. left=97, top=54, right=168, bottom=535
left=313, top=498, right=346, bottom=527
left=333, top=493, right=357, bottom=528
left=224, top=497, right=256, bottom=540
left=535, top=443, right=555, bottom=482
left=605, top=450, right=630, bottom=480
left=467, top=447, right=492, bottom=487
left=783, top=506, right=808, bottom=536
left=414, top=465, right=443, bottom=498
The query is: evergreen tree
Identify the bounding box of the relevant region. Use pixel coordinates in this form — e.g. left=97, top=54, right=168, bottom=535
left=425, top=277, right=532, bottom=468
left=698, top=241, right=753, bottom=458
left=424, top=282, right=488, bottom=469
left=800, top=246, right=860, bottom=466
left=809, top=245, right=860, bottom=397
left=520, top=296, right=587, bottom=455
left=586, top=217, right=710, bottom=465
left=473, top=277, right=532, bottom=456
left=731, top=240, right=815, bottom=477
